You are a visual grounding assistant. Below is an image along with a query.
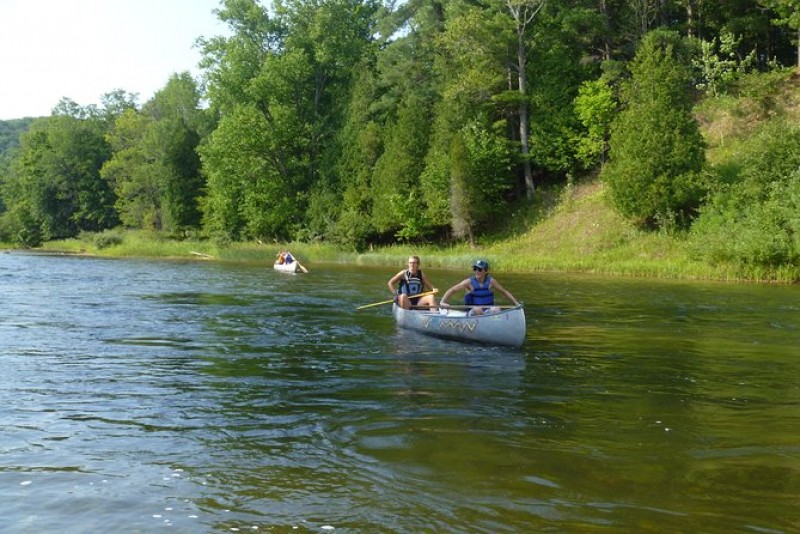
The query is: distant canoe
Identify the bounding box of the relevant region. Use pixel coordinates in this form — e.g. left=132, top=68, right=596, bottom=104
left=392, top=303, right=526, bottom=347
left=273, top=261, right=301, bottom=273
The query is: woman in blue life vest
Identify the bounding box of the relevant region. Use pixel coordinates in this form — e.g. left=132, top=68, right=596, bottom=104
left=439, top=259, right=520, bottom=315
left=387, top=255, right=437, bottom=309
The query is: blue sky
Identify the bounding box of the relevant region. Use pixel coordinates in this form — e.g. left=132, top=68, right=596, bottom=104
left=0, top=0, right=230, bottom=120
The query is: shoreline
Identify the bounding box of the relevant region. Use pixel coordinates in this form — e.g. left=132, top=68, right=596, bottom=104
left=5, top=239, right=797, bottom=285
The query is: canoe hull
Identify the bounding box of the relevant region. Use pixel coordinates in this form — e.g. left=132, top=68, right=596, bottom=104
left=392, top=303, right=526, bottom=347
left=273, top=261, right=300, bottom=273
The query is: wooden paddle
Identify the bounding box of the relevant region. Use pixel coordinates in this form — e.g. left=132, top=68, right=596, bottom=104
left=356, top=289, right=438, bottom=310
left=296, top=262, right=309, bottom=273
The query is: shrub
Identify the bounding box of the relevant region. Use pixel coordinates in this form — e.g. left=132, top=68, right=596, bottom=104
left=94, top=230, right=124, bottom=250
left=691, top=120, right=800, bottom=266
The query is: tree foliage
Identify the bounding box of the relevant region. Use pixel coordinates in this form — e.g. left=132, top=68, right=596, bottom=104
left=601, top=30, right=707, bottom=229
left=2, top=115, right=116, bottom=245
left=692, top=120, right=800, bottom=266
left=759, top=0, right=800, bottom=67
left=101, top=74, right=205, bottom=233
left=573, top=76, right=616, bottom=168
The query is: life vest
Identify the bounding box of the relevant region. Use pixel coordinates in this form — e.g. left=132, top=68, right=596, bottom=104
left=399, top=269, right=424, bottom=296
left=464, top=275, right=493, bottom=306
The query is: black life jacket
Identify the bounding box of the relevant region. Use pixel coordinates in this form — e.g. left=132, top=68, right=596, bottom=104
left=399, top=269, right=424, bottom=296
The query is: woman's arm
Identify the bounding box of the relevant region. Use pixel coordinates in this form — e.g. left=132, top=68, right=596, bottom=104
left=387, top=270, right=404, bottom=295
left=490, top=279, right=520, bottom=306
left=440, top=279, right=470, bottom=306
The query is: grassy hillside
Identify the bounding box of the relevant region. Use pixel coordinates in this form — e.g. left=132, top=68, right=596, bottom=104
left=482, top=70, right=800, bottom=282
left=487, top=181, right=703, bottom=277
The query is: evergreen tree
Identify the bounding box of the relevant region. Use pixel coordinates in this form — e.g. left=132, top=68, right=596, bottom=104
left=760, top=0, right=800, bottom=67
left=601, top=30, right=706, bottom=229
left=334, top=62, right=382, bottom=248
left=371, top=90, right=432, bottom=240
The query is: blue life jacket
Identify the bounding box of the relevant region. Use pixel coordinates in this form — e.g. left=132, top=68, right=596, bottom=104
left=399, top=269, right=424, bottom=296
left=464, top=275, right=493, bottom=306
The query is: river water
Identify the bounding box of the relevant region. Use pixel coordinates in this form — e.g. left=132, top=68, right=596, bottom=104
left=1, top=252, right=798, bottom=532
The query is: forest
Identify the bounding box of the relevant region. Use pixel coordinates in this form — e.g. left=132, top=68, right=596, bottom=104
left=1, top=0, right=799, bottom=272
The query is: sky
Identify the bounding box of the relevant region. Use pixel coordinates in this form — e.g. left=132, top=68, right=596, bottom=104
left=0, top=0, right=230, bottom=120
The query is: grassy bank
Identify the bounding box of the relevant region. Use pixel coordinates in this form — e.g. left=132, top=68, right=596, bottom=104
left=33, top=179, right=798, bottom=283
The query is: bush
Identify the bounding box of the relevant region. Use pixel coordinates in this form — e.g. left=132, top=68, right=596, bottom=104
left=94, top=230, right=124, bottom=250
left=691, top=120, right=800, bottom=266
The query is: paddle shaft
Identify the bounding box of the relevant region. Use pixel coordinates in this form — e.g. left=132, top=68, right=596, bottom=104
left=356, top=289, right=438, bottom=310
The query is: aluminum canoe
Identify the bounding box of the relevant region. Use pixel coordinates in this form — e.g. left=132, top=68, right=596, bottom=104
left=273, top=261, right=301, bottom=273
left=392, top=303, right=526, bottom=347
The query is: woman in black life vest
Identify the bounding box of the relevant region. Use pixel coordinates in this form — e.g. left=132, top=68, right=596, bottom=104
left=387, top=255, right=437, bottom=309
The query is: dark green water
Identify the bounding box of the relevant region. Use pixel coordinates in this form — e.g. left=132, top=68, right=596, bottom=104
left=1, top=252, right=798, bottom=532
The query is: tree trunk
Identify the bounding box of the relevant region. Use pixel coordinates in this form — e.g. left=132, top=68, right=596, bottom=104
left=517, top=26, right=535, bottom=198
left=686, top=0, right=694, bottom=38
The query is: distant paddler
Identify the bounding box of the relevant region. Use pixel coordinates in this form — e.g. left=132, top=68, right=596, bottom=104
left=274, top=250, right=309, bottom=273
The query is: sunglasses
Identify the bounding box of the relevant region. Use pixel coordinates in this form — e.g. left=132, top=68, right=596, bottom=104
left=472, top=266, right=484, bottom=272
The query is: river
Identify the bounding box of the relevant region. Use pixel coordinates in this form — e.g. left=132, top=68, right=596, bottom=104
left=1, top=252, right=798, bottom=532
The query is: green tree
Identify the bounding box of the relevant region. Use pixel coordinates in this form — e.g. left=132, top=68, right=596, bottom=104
left=601, top=30, right=706, bottom=229
left=760, top=0, right=800, bottom=67
left=199, top=0, right=378, bottom=241
left=573, top=76, right=616, bottom=168
left=101, top=110, right=158, bottom=229
left=436, top=0, right=546, bottom=198
left=334, top=62, right=382, bottom=248
left=505, top=0, right=546, bottom=197
left=371, top=90, right=433, bottom=240
left=692, top=30, right=757, bottom=97
left=420, top=0, right=510, bottom=234
left=200, top=103, right=298, bottom=239
left=3, top=115, right=116, bottom=245
left=445, top=120, right=515, bottom=242
left=102, top=73, right=204, bottom=232
left=0, top=118, right=34, bottom=156
left=448, top=132, right=473, bottom=244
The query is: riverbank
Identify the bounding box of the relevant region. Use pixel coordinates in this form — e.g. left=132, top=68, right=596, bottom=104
left=16, top=178, right=796, bottom=284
